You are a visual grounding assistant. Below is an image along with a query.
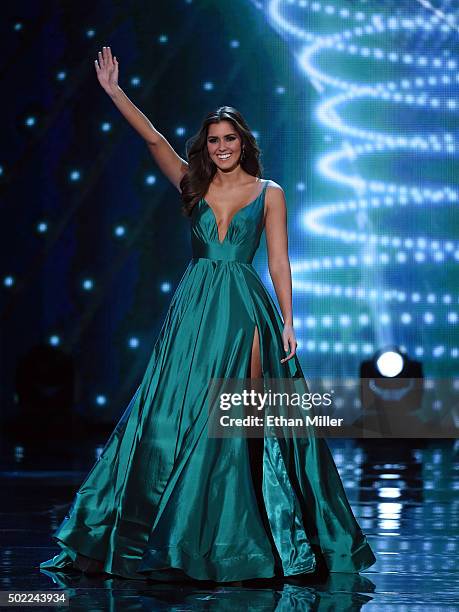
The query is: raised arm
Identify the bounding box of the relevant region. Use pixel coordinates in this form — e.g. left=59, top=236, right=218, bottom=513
left=94, top=46, right=188, bottom=192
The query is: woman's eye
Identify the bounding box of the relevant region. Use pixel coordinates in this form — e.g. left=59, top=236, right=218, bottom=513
left=208, top=136, right=236, bottom=143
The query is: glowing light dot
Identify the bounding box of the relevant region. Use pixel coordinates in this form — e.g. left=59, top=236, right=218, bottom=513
left=37, top=222, right=48, bottom=233
left=203, top=81, right=214, bottom=91
left=130, top=76, right=141, bottom=86
left=49, top=335, right=60, bottom=346
left=433, top=346, right=444, bottom=357
left=230, top=40, right=240, bottom=48
left=86, top=29, right=95, bottom=38
left=25, top=116, right=36, bottom=127
left=4, top=276, right=14, bottom=287
left=158, top=34, right=168, bottom=43
left=0, top=165, right=3, bottom=176
left=101, top=122, right=111, bottom=132
left=82, top=279, right=93, bottom=290
left=14, top=23, right=23, bottom=31
left=424, top=312, right=434, bottom=324
left=175, top=126, right=185, bottom=136
left=56, top=71, right=66, bottom=81
left=129, top=337, right=139, bottom=348
left=114, top=225, right=126, bottom=237
left=145, top=174, right=156, bottom=185
left=296, top=182, right=306, bottom=191
left=69, top=170, right=81, bottom=181
left=96, top=395, right=107, bottom=405
left=276, top=86, right=285, bottom=94
left=161, top=282, right=171, bottom=292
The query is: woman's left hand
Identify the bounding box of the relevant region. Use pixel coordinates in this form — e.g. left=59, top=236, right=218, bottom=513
left=281, top=323, right=297, bottom=363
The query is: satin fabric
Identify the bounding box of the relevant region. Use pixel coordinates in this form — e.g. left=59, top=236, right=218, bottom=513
left=40, top=179, right=376, bottom=581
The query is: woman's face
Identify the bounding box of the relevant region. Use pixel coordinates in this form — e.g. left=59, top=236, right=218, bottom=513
left=206, top=120, right=243, bottom=171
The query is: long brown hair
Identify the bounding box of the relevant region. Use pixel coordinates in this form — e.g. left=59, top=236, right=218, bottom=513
left=179, top=106, right=263, bottom=217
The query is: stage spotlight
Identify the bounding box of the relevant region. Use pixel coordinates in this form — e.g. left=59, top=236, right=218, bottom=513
left=375, top=349, right=404, bottom=377
left=356, top=345, right=425, bottom=437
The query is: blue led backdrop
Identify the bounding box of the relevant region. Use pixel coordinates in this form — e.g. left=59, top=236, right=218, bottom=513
left=1, top=0, right=457, bottom=422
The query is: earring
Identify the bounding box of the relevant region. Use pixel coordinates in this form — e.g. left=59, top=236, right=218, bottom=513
left=241, top=147, right=245, bottom=161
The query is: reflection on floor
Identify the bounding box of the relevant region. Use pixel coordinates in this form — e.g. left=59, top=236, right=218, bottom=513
left=1, top=438, right=458, bottom=610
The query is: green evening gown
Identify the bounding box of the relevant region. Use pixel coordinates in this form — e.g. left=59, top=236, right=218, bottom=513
left=40, top=179, right=376, bottom=582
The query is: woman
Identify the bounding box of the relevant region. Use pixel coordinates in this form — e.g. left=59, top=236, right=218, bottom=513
left=40, top=47, right=375, bottom=583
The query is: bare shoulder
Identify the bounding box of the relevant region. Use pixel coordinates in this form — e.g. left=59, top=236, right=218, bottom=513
left=264, top=179, right=286, bottom=210
left=264, top=178, right=283, bottom=192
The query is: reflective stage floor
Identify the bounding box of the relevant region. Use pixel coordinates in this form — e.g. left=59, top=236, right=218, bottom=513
left=1, top=438, right=458, bottom=611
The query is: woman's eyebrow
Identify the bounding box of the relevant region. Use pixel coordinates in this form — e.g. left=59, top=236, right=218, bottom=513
left=208, top=133, right=238, bottom=138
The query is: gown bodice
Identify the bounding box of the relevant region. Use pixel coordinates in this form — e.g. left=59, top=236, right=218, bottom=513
left=190, top=180, right=268, bottom=264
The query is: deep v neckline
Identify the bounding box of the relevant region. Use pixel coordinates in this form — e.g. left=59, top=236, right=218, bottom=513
left=202, top=179, right=266, bottom=245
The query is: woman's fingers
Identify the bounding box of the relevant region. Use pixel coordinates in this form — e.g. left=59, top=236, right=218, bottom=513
left=104, top=46, right=114, bottom=68
left=97, top=48, right=111, bottom=68
left=281, top=349, right=295, bottom=363
left=280, top=335, right=297, bottom=363
left=94, top=47, right=118, bottom=89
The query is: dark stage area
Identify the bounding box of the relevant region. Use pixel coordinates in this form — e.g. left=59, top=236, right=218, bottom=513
left=1, top=438, right=457, bottom=610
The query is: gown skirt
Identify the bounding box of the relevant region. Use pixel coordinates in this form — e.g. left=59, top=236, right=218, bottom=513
left=40, top=179, right=376, bottom=582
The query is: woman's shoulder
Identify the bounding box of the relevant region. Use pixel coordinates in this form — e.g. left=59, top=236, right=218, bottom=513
left=263, top=178, right=284, bottom=192
left=261, top=180, right=287, bottom=213
left=263, top=180, right=286, bottom=209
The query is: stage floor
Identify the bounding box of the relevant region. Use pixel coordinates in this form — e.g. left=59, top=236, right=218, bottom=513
left=1, top=438, right=458, bottom=610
